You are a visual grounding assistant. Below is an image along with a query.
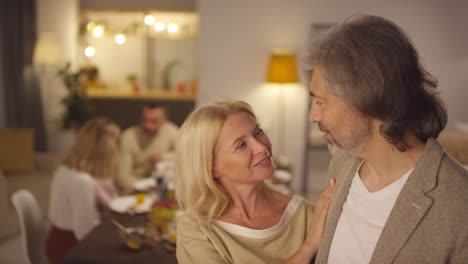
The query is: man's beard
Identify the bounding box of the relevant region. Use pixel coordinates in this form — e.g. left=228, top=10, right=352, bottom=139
left=319, top=113, right=371, bottom=157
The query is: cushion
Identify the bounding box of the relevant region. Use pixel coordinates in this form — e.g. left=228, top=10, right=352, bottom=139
left=0, top=128, right=35, bottom=172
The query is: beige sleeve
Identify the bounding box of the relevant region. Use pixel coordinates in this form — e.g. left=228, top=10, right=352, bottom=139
left=177, top=234, right=228, bottom=264
left=117, top=132, right=137, bottom=194
left=160, top=124, right=179, bottom=161
left=176, top=215, right=229, bottom=264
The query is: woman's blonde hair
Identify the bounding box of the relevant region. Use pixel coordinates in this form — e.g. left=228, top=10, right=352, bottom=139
left=63, top=117, right=120, bottom=179
left=175, top=100, right=257, bottom=225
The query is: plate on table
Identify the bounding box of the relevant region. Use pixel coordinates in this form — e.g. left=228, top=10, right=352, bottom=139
left=110, top=195, right=156, bottom=214
left=133, top=178, right=156, bottom=192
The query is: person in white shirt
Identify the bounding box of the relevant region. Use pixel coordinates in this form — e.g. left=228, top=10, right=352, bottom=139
left=46, top=117, right=120, bottom=264
left=301, top=14, right=467, bottom=263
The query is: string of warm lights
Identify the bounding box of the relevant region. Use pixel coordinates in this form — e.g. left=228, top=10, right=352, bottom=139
left=80, top=11, right=198, bottom=58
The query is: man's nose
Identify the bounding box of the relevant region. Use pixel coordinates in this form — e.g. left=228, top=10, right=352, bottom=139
left=309, top=104, right=321, bottom=123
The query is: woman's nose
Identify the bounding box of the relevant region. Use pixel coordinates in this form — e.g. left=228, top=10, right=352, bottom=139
left=252, top=138, right=269, bottom=154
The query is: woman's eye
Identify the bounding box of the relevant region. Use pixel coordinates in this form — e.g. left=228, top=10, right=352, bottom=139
left=237, top=142, right=247, bottom=150
left=314, top=99, right=324, bottom=106
left=255, top=128, right=264, bottom=137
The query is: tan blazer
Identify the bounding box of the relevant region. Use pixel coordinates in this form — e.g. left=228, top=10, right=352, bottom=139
left=315, top=139, right=468, bottom=264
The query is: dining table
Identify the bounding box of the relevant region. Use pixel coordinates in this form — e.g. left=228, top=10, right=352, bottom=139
left=64, top=212, right=178, bottom=264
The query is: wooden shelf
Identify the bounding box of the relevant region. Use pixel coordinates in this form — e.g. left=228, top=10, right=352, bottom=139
left=85, top=89, right=196, bottom=101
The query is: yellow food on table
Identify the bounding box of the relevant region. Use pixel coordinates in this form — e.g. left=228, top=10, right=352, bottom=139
left=126, top=240, right=141, bottom=250
left=167, top=230, right=177, bottom=244
left=135, top=193, right=146, bottom=204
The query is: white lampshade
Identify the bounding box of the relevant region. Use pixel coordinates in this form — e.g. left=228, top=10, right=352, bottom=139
left=33, top=32, right=61, bottom=65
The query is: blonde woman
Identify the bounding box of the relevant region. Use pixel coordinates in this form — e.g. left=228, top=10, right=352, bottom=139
left=46, top=117, right=120, bottom=264
left=176, top=101, right=335, bottom=264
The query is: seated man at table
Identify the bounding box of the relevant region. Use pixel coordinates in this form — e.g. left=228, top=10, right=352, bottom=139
left=117, top=103, right=179, bottom=194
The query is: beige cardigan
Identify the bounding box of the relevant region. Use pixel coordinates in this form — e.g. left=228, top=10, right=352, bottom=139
left=315, top=138, right=468, bottom=263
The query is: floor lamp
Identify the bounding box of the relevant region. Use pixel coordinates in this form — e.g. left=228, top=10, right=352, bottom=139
left=33, top=33, right=61, bottom=151
left=266, top=50, right=298, bottom=167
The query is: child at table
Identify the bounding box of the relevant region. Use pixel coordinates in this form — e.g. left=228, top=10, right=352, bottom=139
left=46, top=117, right=120, bottom=264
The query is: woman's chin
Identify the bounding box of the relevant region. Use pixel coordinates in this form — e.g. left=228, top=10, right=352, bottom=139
left=257, top=168, right=275, bottom=181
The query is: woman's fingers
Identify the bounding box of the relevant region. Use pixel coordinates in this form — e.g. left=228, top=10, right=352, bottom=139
left=305, top=178, right=336, bottom=245
left=315, top=178, right=336, bottom=211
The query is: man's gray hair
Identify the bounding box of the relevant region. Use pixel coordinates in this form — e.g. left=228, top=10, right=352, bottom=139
left=300, top=14, right=447, bottom=151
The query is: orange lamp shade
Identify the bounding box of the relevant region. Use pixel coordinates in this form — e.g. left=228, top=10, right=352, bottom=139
left=266, top=51, right=298, bottom=83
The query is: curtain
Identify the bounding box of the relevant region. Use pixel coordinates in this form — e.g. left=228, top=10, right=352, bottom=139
left=0, top=0, right=47, bottom=151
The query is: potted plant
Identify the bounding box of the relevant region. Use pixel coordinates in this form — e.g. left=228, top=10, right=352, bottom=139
left=57, top=63, right=93, bottom=130
left=127, top=73, right=140, bottom=93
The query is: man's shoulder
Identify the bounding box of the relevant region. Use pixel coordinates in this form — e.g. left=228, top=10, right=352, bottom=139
left=160, top=122, right=179, bottom=136
left=163, top=122, right=179, bottom=131
left=122, top=126, right=139, bottom=135
left=436, top=154, right=468, bottom=201
left=121, top=126, right=139, bottom=139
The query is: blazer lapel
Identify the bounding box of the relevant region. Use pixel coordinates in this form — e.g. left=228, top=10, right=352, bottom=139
left=315, top=157, right=361, bottom=263
left=370, top=139, right=443, bottom=264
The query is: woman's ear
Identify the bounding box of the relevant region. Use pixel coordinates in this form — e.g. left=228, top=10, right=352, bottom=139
left=212, top=156, right=220, bottom=178
left=212, top=166, right=220, bottom=178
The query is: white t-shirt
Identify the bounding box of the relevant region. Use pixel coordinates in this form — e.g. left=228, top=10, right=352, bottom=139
left=48, top=165, right=101, bottom=240
left=328, top=165, right=412, bottom=264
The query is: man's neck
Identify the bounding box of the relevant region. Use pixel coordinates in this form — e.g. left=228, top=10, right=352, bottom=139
left=358, top=131, right=426, bottom=192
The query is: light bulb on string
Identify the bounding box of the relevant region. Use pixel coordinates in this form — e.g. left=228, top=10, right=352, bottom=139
left=144, top=15, right=155, bottom=25
left=167, top=23, right=179, bottom=33
left=92, top=25, right=104, bottom=38
left=154, top=22, right=166, bottom=32
left=84, top=46, right=95, bottom=57
left=115, top=33, right=126, bottom=44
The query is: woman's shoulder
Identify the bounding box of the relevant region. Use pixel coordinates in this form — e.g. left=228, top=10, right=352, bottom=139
left=287, top=195, right=314, bottom=220
left=290, top=195, right=313, bottom=213
left=53, top=165, right=95, bottom=187
left=177, top=213, right=211, bottom=241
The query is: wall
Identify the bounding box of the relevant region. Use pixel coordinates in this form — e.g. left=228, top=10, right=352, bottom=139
left=37, top=0, right=78, bottom=66
left=434, top=1, right=468, bottom=128
left=0, top=39, right=5, bottom=126
left=197, top=0, right=468, bottom=193
left=36, top=0, right=79, bottom=152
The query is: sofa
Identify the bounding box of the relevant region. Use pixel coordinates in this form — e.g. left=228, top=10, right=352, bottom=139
left=0, top=128, right=62, bottom=239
